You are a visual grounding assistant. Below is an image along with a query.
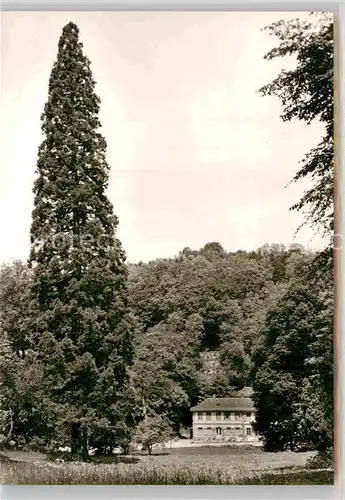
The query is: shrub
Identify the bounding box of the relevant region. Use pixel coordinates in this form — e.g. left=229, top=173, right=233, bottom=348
left=306, top=449, right=333, bottom=469
left=133, top=415, right=174, bottom=455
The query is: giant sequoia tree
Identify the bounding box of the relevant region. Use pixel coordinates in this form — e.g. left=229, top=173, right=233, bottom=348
left=29, top=22, right=134, bottom=460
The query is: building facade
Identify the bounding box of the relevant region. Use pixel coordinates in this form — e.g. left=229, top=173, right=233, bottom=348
left=190, top=387, right=260, bottom=444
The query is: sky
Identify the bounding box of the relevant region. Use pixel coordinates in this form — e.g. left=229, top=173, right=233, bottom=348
left=0, top=11, right=327, bottom=264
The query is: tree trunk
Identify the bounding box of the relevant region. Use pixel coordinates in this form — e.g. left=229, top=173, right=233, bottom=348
left=142, top=396, right=147, bottom=420
left=7, top=408, right=14, bottom=441
left=108, top=442, right=113, bottom=455
left=71, top=423, right=89, bottom=461
left=3, top=408, right=14, bottom=447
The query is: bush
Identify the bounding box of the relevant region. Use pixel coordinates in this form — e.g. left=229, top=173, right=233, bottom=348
left=133, top=415, right=174, bottom=455
left=27, top=436, right=48, bottom=452
left=306, top=449, right=333, bottom=469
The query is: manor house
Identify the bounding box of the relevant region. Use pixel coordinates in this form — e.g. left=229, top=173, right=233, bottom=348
left=190, top=387, right=260, bottom=444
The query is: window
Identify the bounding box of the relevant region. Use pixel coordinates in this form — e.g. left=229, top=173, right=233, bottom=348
left=197, top=412, right=203, bottom=420
left=224, top=412, right=231, bottom=419
left=235, top=412, right=241, bottom=418
left=216, top=427, right=222, bottom=435
left=198, top=427, right=203, bottom=431
left=216, top=412, right=222, bottom=419
left=207, top=427, right=212, bottom=430
left=246, top=412, right=251, bottom=417
left=246, top=427, right=252, bottom=436
left=206, top=412, right=212, bottom=418
left=235, top=427, right=241, bottom=431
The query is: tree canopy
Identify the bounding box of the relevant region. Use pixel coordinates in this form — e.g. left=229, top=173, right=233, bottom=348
left=259, top=13, right=334, bottom=238
left=252, top=12, right=334, bottom=454
left=252, top=260, right=333, bottom=452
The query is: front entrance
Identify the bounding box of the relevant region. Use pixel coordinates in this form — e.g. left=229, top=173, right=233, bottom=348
left=216, top=427, right=222, bottom=439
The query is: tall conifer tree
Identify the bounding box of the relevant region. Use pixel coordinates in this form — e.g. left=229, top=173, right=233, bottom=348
left=29, top=22, right=134, bottom=460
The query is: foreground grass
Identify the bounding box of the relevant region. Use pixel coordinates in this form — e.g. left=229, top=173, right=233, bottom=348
left=0, top=461, right=334, bottom=485
left=237, top=470, right=334, bottom=485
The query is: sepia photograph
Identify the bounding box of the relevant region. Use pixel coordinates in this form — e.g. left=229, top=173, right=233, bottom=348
left=0, top=10, right=334, bottom=486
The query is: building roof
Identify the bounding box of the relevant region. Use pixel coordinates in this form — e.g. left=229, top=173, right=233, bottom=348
left=191, top=387, right=255, bottom=412
left=191, top=396, right=255, bottom=412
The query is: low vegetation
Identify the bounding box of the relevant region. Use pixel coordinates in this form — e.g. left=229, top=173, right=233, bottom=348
left=1, top=460, right=333, bottom=485
left=238, top=470, right=334, bottom=486
left=306, top=449, right=334, bottom=470
left=0, top=447, right=333, bottom=485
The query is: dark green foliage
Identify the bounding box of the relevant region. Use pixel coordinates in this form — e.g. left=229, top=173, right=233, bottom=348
left=260, top=13, right=334, bottom=237
left=1, top=243, right=311, bottom=449
left=0, top=262, right=32, bottom=358
left=128, top=246, right=280, bottom=340
left=129, top=243, right=314, bottom=430
left=28, top=22, right=135, bottom=459
left=0, top=330, right=49, bottom=448
left=132, top=313, right=203, bottom=432
left=252, top=13, right=334, bottom=455
left=306, top=449, right=333, bottom=469
left=0, top=263, right=50, bottom=447
left=133, top=414, right=174, bottom=455
left=252, top=255, right=333, bottom=452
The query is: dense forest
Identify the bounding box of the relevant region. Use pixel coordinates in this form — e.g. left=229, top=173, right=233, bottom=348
left=0, top=13, right=333, bottom=461
left=128, top=242, right=311, bottom=424
left=0, top=241, right=332, bottom=453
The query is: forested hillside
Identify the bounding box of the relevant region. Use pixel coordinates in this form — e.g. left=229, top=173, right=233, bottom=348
left=127, top=242, right=316, bottom=431
left=0, top=242, right=316, bottom=446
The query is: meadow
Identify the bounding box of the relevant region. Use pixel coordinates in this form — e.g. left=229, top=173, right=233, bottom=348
left=0, top=446, right=334, bottom=485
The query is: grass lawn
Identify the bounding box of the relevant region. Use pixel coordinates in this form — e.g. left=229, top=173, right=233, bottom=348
left=0, top=446, right=334, bottom=485
left=237, top=470, right=334, bottom=485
